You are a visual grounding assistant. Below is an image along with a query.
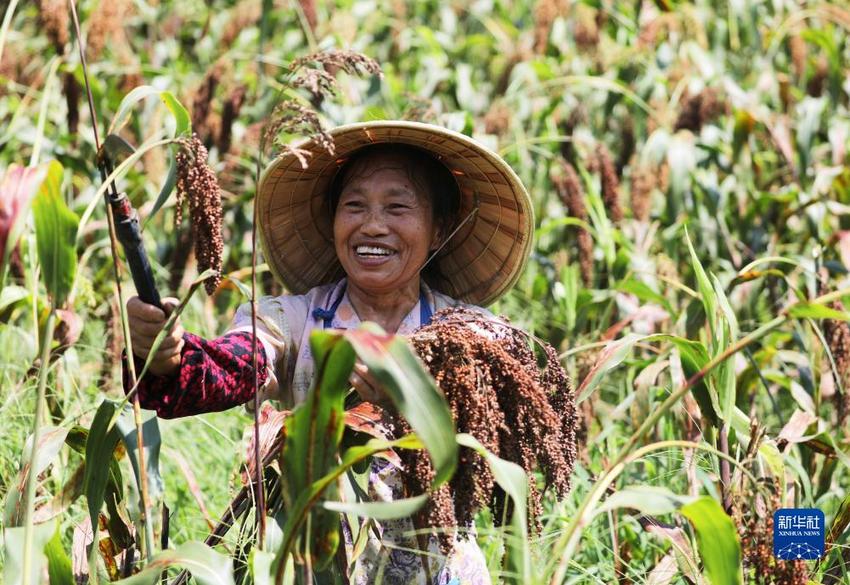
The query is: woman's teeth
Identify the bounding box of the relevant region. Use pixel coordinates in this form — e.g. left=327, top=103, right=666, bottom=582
left=356, top=245, right=393, bottom=256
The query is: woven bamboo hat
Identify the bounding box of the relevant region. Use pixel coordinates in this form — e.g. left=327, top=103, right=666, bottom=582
left=256, top=121, right=534, bottom=306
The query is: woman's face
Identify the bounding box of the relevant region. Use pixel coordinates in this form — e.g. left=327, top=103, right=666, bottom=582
left=333, top=152, right=439, bottom=295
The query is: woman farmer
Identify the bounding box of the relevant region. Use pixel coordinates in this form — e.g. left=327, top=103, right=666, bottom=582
left=126, top=121, right=534, bottom=583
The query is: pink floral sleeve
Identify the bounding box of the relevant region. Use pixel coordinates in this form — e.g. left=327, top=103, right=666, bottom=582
left=123, top=331, right=268, bottom=419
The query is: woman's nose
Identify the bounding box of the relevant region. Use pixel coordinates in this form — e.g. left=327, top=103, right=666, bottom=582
left=361, top=209, right=390, bottom=235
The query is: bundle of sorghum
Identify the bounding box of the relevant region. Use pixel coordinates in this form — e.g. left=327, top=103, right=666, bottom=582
left=392, top=307, right=577, bottom=550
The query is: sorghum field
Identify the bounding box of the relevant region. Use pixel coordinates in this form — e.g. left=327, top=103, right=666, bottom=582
left=3, top=1, right=850, bottom=583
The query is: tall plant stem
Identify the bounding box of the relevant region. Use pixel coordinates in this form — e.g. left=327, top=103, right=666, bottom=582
left=250, top=137, right=267, bottom=551
left=548, top=285, right=850, bottom=584
left=21, top=308, right=57, bottom=585
left=69, top=0, right=154, bottom=561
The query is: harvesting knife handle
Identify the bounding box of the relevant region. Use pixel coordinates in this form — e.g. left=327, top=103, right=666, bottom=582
left=110, top=192, right=162, bottom=309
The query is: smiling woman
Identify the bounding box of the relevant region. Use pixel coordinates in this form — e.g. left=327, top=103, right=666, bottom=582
left=124, top=120, right=534, bottom=584
left=331, top=145, right=459, bottom=332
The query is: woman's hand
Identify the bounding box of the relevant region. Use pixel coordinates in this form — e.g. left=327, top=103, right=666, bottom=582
left=126, top=296, right=185, bottom=376
left=349, top=361, right=390, bottom=406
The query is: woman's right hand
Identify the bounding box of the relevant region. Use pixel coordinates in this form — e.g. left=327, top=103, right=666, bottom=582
left=127, top=296, right=185, bottom=376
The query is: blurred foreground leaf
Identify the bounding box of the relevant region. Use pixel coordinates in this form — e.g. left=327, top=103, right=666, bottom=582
left=0, top=163, right=48, bottom=277
left=345, top=326, right=458, bottom=486
left=280, top=329, right=355, bottom=571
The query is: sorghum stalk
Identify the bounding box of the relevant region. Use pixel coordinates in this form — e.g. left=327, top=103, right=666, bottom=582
left=21, top=309, right=57, bottom=585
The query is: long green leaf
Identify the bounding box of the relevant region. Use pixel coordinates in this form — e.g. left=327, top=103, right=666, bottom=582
left=649, top=334, right=718, bottom=427
left=344, top=326, right=458, bottom=486
left=680, top=497, right=743, bottom=585
left=3, top=427, right=69, bottom=526
left=789, top=302, right=850, bottom=321
left=280, top=329, right=355, bottom=570
left=32, top=161, right=78, bottom=307
left=144, top=156, right=177, bottom=227
left=108, top=86, right=191, bottom=137
left=323, top=493, right=428, bottom=520
left=160, top=91, right=191, bottom=136
left=112, top=541, right=234, bottom=585
left=597, top=485, right=695, bottom=516
left=576, top=333, right=645, bottom=403
left=684, top=227, right=717, bottom=342
left=276, top=436, right=417, bottom=576
left=83, top=400, right=122, bottom=583
left=712, top=275, right=738, bottom=422
left=116, top=406, right=164, bottom=503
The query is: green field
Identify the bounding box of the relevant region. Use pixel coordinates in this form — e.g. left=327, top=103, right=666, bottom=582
left=3, top=1, right=850, bottom=583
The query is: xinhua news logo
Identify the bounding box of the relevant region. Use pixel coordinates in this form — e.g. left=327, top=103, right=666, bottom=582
left=773, top=508, right=825, bottom=560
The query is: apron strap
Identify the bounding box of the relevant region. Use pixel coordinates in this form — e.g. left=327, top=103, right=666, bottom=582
left=312, top=287, right=347, bottom=329
left=419, top=290, right=433, bottom=326
left=313, top=285, right=434, bottom=330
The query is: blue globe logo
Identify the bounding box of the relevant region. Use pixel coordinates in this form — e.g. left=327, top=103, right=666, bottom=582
left=776, top=542, right=821, bottom=560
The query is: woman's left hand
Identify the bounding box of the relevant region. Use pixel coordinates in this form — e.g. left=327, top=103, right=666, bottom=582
left=350, top=361, right=390, bottom=406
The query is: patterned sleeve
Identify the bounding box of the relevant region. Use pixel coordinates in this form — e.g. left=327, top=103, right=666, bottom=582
left=124, top=331, right=268, bottom=419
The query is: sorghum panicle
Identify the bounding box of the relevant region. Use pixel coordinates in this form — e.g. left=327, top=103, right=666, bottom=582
left=807, top=57, right=828, bottom=97
left=191, top=64, right=225, bottom=144
left=674, top=88, right=725, bottom=133
left=265, top=101, right=333, bottom=157
left=629, top=162, right=654, bottom=223
left=824, top=304, right=850, bottom=424
left=533, top=0, right=558, bottom=54
left=596, top=144, right=623, bottom=224
left=37, top=0, right=69, bottom=54
left=175, top=134, right=224, bottom=295
left=218, top=85, right=247, bottom=154
left=221, top=0, right=261, bottom=48
left=574, top=4, right=600, bottom=51
left=552, top=159, right=593, bottom=286
left=789, top=33, right=807, bottom=80
left=734, top=484, right=809, bottom=584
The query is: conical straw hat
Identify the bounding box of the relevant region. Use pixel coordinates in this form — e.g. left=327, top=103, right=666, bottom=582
left=256, top=121, right=534, bottom=306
